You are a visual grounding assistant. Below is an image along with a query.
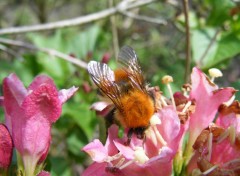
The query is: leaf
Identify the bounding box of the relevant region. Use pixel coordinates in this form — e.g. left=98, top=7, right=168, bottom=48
left=191, top=28, right=219, bottom=67
left=205, top=0, right=234, bottom=26
left=50, top=157, right=72, bottom=176
left=192, top=28, right=240, bottom=69
left=62, top=103, right=97, bottom=141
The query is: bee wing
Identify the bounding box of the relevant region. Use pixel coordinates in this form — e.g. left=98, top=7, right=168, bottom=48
left=87, top=61, right=123, bottom=110
left=117, top=46, right=146, bottom=92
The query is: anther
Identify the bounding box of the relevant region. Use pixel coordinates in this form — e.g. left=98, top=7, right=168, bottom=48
left=208, top=68, right=223, bottom=82
left=162, top=75, right=176, bottom=110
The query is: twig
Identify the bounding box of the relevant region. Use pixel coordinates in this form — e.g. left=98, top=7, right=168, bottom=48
left=119, top=10, right=167, bottom=25
left=182, top=0, right=191, bottom=83
left=197, top=29, right=221, bottom=67
left=0, top=44, right=24, bottom=60
left=0, top=0, right=158, bottom=35
left=0, top=38, right=88, bottom=69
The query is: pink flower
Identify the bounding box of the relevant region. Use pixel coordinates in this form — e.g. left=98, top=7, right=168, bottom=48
left=82, top=106, right=182, bottom=176
left=1, top=73, right=78, bottom=175
left=188, top=67, right=235, bottom=149
left=0, top=123, right=13, bottom=169
left=189, top=101, right=240, bottom=175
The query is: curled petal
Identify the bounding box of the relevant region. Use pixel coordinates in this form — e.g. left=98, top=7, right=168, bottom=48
left=0, top=124, right=13, bottom=169
left=3, top=73, right=27, bottom=106
left=82, top=139, right=108, bottom=162
left=58, top=86, right=79, bottom=104
left=90, top=101, right=112, bottom=112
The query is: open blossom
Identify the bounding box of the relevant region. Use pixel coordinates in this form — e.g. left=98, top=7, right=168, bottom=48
left=189, top=102, right=240, bottom=175
left=187, top=77, right=240, bottom=175
left=82, top=106, right=182, bottom=176
left=187, top=68, right=235, bottom=151
left=0, top=123, right=13, bottom=169
left=1, top=73, right=78, bottom=175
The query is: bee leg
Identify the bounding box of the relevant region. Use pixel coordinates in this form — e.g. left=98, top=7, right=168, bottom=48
left=125, top=128, right=134, bottom=145
left=142, top=133, right=146, bottom=148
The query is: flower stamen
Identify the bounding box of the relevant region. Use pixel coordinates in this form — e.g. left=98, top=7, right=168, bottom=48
left=162, top=75, right=176, bottom=110
left=202, top=165, right=219, bottom=175
left=217, top=126, right=236, bottom=144
left=182, top=101, right=192, bottom=113
left=153, top=125, right=167, bottom=146
left=207, top=132, right=213, bottom=161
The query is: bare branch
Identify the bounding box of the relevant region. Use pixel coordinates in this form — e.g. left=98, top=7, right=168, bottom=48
left=0, top=38, right=88, bottom=69
left=182, top=0, right=191, bottom=83
left=0, top=0, right=158, bottom=35
left=119, top=10, right=167, bottom=25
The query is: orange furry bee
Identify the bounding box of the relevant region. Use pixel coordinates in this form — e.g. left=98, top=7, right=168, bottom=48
left=87, top=46, right=155, bottom=144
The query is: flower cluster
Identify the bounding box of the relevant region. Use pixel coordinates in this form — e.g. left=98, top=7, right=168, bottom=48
left=0, top=74, right=78, bottom=176
left=82, top=67, right=239, bottom=175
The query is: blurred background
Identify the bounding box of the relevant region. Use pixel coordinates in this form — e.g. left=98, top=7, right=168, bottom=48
left=0, top=0, right=240, bottom=175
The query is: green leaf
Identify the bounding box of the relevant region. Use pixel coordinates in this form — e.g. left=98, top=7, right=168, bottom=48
left=191, top=28, right=219, bottom=67
left=50, top=157, right=72, bottom=176
left=205, top=0, right=234, bottom=26
left=62, top=103, right=97, bottom=141
left=192, top=28, right=240, bottom=69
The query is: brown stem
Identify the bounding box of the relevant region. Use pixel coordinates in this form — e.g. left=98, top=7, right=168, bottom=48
left=182, top=0, right=191, bottom=83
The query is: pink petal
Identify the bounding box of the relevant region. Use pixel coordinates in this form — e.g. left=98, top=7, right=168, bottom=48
left=37, top=171, right=51, bottom=176
left=3, top=73, right=27, bottom=106
left=211, top=139, right=240, bottom=165
left=157, top=106, right=180, bottom=144
left=105, top=125, right=119, bottom=156
left=28, top=75, right=55, bottom=91
left=3, top=74, right=27, bottom=115
left=82, top=162, right=113, bottom=176
left=58, top=86, right=79, bottom=104
left=216, top=113, right=240, bottom=133
left=22, top=84, right=62, bottom=123
left=189, top=67, right=235, bottom=145
left=90, top=101, right=112, bottom=112
left=113, top=140, right=135, bottom=160
left=38, top=135, right=51, bottom=164
left=13, top=114, right=51, bottom=158
left=0, top=124, right=13, bottom=169
left=82, top=139, right=108, bottom=162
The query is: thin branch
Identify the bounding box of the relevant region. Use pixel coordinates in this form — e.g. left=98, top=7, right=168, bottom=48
left=197, top=29, right=221, bottom=67
left=0, top=38, right=88, bottom=69
left=119, top=10, right=167, bottom=25
left=182, top=0, right=191, bottom=83
left=0, top=44, right=24, bottom=60
left=0, top=0, right=157, bottom=35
